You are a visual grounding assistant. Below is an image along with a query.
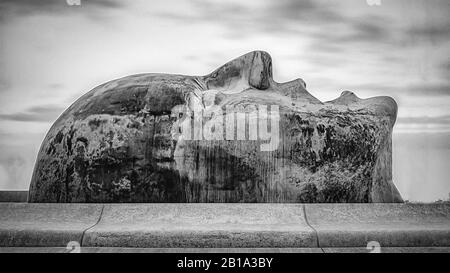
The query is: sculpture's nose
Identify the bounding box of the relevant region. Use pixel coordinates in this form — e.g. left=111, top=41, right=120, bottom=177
left=248, top=50, right=272, bottom=90
left=203, top=51, right=273, bottom=91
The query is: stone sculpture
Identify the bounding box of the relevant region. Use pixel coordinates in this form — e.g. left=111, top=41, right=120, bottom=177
left=28, top=51, right=403, bottom=203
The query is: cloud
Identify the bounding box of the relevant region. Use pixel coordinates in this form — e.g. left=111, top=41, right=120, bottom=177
left=0, top=80, right=11, bottom=92
left=441, top=59, right=450, bottom=75
left=0, top=104, right=65, bottom=122
left=352, top=82, right=450, bottom=97
left=407, top=83, right=450, bottom=96
left=0, top=0, right=123, bottom=21
left=346, top=18, right=393, bottom=43
left=397, top=115, right=450, bottom=125
left=394, top=117, right=450, bottom=134
left=157, top=0, right=346, bottom=38
left=407, top=22, right=450, bottom=43
left=0, top=0, right=121, bottom=11
left=158, top=0, right=398, bottom=54
left=263, top=0, right=346, bottom=26
left=47, top=83, right=64, bottom=89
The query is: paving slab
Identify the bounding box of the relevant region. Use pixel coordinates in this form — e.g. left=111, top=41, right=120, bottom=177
left=304, top=203, right=450, bottom=248
left=322, top=247, right=450, bottom=253
left=0, top=203, right=103, bottom=247
left=83, top=204, right=316, bottom=248
left=1, top=247, right=449, bottom=253
left=0, top=247, right=324, bottom=253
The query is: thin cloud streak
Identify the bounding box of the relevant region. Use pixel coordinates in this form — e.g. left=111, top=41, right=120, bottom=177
left=0, top=104, right=65, bottom=122
left=0, top=0, right=123, bottom=22
left=350, top=83, right=450, bottom=97
left=397, top=115, right=450, bottom=125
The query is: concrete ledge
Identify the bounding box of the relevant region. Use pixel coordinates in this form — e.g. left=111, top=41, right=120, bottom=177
left=321, top=247, right=450, bottom=253
left=305, top=204, right=450, bottom=247
left=1, top=203, right=449, bottom=248
left=82, top=204, right=316, bottom=248
left=0, top=203, right=103, bottom=247
left=1, top=247, right=449, bottom=253
left=0, top=191, right=28, bottom=202
left=0, top=247, right=324, bottom=253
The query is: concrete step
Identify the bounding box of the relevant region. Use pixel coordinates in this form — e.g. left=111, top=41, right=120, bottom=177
left=0, top=203, right=449, bottom=248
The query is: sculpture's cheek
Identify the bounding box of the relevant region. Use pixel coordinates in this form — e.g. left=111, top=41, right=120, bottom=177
left=206, top=64, right=242, bottom=90
left=145, top=84, right=186, bottom=115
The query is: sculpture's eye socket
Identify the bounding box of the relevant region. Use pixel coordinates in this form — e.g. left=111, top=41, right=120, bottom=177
left=179, top=112, right=183, bottom=118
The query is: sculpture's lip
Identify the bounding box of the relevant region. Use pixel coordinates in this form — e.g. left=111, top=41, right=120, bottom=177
left=272, top=78, right=307, bottom=89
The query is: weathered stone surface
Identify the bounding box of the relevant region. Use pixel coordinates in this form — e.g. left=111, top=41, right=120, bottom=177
left=1, top=247, right=449, bottom=253
left=321, top=247, right=450, bottom=253
left=28, top=51, right=402, bottom=203
left=0, top=203, right=103, bottom=247
left=2, top=203, right=449, bottom=248
left=0, top=247, right=325, bottom=253
left=82, top=204, right=316, bottom=248
left=305, top=203, right=450, bottom=247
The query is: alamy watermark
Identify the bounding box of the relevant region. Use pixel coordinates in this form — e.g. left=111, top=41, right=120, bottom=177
left=173, top=104, right=280, bottom=152
left=366, top=241, right=381, bottom=253
left=366, top=0, right=381, bottom=6
left=66, top=241, right=81, bottom=253
left=66, top=0, right=81, bottom=6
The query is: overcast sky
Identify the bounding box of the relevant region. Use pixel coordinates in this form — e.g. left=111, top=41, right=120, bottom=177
left=0, top=0, right=449, bottom=201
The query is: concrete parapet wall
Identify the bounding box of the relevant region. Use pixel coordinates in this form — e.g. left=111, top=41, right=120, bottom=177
left=0, top=203, right=449, bottom=248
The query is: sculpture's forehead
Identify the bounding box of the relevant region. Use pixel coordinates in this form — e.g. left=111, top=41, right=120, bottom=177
left=90, top=73, right=191, bottom=96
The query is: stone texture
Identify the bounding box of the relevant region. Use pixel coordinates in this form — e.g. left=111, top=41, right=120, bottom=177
left=305, top=203, right=450, bottom=247
left=0, top=247, right=325, bottom=253
left=28, top=50, right=402, bottom=203
left=1, top=204, right=450, bottom=248
left=1, top=247, right=449, bottom=253
left=82, top=204, right=316, bottom=248
left=322, top=247, right=450, bottom=253
left=0, top=203, right=103, bottom=247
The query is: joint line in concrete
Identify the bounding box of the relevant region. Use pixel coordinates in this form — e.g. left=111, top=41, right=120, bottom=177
left=302, top=204, right=321, bottom=249
left=80, top=205, right=104, bottom=247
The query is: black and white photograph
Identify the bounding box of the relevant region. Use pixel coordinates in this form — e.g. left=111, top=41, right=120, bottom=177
left=0, top=0, right=449, bottom=263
